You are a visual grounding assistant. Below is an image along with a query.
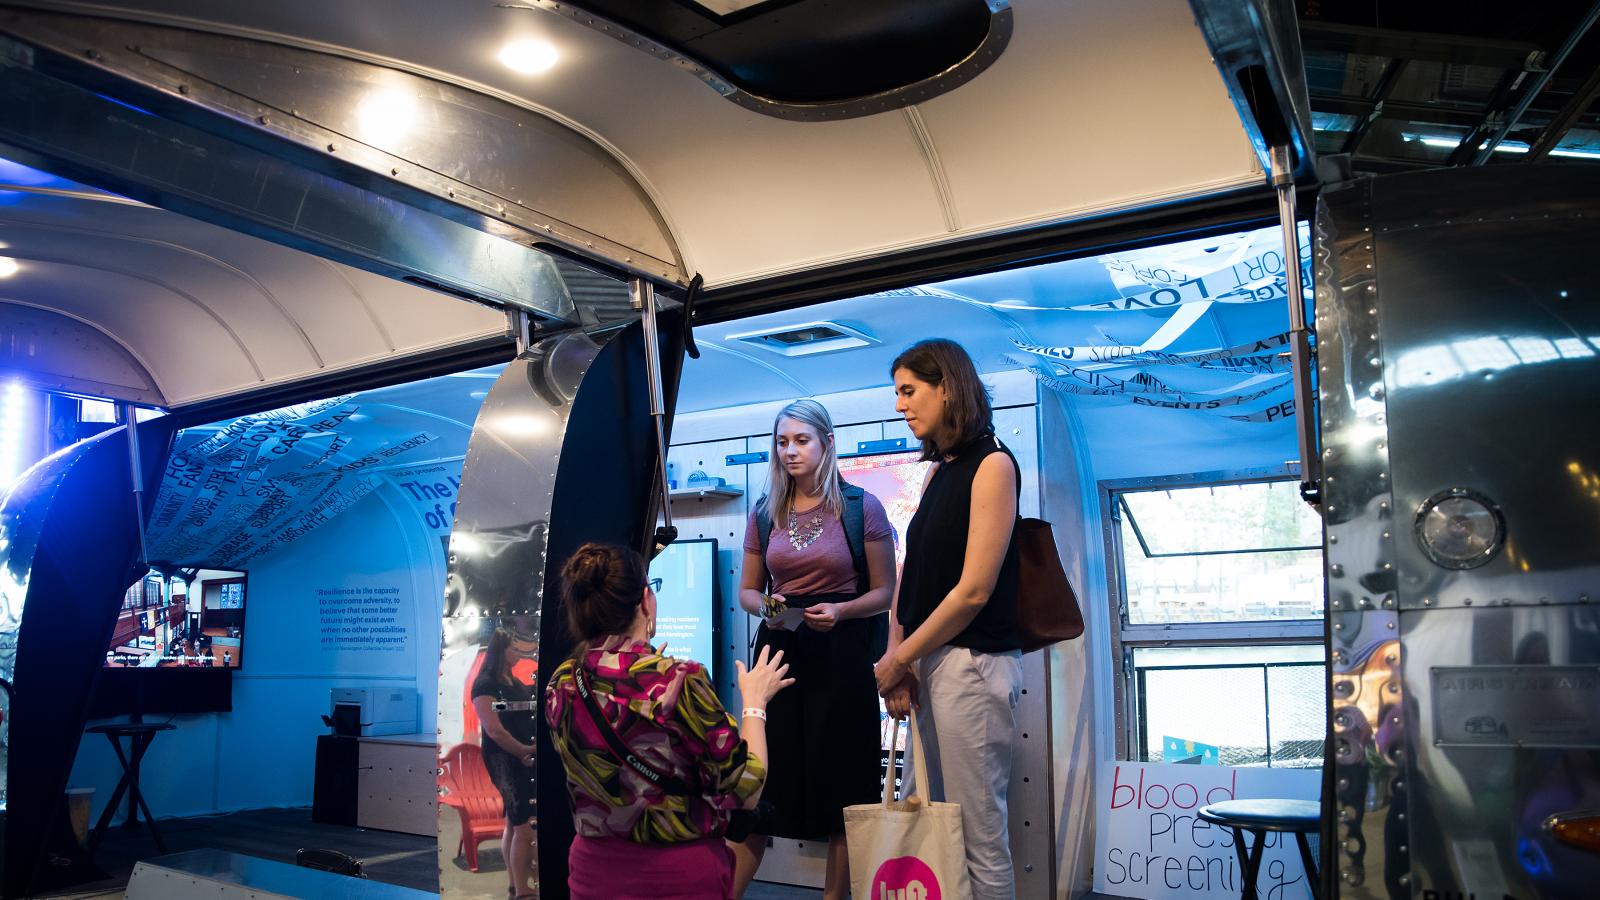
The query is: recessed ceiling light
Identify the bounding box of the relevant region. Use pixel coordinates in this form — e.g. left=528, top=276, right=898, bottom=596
left=0, top=257, right=18, bottom=278
left=499, top=40, right=558, bottom=75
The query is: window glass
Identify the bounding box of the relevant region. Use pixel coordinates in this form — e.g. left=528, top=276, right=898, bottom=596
left=1121, top=480, right=1320, bottom=554
left=1120, top=481, right=1323, bottom=625
left=1137, top=645, right=1324, bottom=768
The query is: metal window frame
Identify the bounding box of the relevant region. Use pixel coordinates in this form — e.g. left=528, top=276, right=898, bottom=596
left=1100, top=466, right=1326, bottom=761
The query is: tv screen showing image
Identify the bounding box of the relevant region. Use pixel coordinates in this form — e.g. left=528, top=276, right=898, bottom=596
left=648, top=538, right=720, bottom=682
left=104, top=567, right=246, bottom=669
left=837, top=451, right=931, bottom=571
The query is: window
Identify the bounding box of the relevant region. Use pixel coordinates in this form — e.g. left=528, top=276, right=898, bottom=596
left=1107, top=476, right=1326, bottom=768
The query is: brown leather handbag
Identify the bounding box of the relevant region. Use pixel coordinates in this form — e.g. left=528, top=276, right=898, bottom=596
left=1014, top=517, right=1084, bottom=651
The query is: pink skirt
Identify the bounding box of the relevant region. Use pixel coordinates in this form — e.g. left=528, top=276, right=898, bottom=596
left=568, top=834, right=733, bottom=900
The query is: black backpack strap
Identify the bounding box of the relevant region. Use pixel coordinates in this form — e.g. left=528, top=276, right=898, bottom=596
left=572, top=665, right=696, bottom=795
left=754, top=496, right=773, bottom=593
left=840, top=483, right=868, bottom=595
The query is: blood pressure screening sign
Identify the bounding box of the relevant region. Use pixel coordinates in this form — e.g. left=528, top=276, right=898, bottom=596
left=1093, top=762, right=1318, bottom=900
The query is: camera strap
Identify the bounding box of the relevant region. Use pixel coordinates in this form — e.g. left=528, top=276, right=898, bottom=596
left=572, top=665, right=696, bottom=796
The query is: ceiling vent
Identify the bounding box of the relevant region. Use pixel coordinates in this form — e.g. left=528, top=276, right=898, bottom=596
left=726, top=321, right=879, bottom=357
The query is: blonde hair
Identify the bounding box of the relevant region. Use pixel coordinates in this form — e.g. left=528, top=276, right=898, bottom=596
left=764, top=399, right=844, bottom=533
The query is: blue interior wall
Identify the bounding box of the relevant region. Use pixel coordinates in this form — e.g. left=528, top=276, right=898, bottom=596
left=68, top=481, right=450, bottom=820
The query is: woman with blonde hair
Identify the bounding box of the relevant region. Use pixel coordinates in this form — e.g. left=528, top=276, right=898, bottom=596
left=732, top=399, right=897, bottom=900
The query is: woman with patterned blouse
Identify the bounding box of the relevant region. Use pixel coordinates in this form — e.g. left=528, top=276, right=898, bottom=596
left=545, top=542, right=794, bottom=900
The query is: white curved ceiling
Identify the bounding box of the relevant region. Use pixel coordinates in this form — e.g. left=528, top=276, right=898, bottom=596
left=13, top=0, right=1262, bottom=289
left=0, top=161, right=511, bottom=408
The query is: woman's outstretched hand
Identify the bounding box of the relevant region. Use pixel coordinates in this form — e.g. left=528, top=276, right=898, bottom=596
left=736, top=645, right=795, bottom=708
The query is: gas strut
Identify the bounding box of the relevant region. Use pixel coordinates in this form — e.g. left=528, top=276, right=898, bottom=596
left=1270, top=145, right=1321, bottom=508
left=631, top=278, right=678, bottom=556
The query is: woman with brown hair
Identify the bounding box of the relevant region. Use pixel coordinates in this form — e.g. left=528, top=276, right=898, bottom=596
left=544, top=542, right=793, bottom=900
left=875, top=338, right=1024, bottom=900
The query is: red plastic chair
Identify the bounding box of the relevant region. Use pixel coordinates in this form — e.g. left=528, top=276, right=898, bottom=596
left=438, top=742, right=504, bottom=872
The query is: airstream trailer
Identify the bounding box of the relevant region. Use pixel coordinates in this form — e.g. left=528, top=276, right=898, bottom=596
left=0, top=2, right=1595, bottom=899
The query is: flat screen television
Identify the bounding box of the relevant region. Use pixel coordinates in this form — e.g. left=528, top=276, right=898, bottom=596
left=104, top=567, right=246, bottom=669
left=648, top=538, right=721, bottom=683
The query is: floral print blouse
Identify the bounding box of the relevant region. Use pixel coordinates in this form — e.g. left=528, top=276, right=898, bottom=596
left=544, top=634, right=765, bottom=843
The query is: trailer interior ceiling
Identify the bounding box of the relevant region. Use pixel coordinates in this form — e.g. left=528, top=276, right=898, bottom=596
left=1, top=0, right=1268, bottom=296
left=1300, top=1, right=1600, bottom=173
left=0, top=158, right=514, bottom=410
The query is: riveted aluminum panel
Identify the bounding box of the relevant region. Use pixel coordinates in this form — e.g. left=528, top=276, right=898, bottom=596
left=436, top=330, right=603, bottom=896
left=1315, top=176, right=1406, bottom=898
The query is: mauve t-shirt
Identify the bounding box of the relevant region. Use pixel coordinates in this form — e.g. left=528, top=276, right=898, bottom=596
left=743, top=493, right=892, bottom=597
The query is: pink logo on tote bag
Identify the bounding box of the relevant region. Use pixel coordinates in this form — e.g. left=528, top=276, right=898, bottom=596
left=873, top=856, right=940, bottom=900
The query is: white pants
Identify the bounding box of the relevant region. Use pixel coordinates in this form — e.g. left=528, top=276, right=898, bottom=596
left=902, top=644, right=1023, bottom=900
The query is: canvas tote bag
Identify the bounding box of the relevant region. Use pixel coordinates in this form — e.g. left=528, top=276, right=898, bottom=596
left=843, top=709, right=972, bottom=900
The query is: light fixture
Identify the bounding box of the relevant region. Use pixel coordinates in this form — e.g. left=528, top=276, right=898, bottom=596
left=498, top=40, right=559, bottom=75
left=354, top=88, right=419, bottom=147
left=0, top=382, right=27, bottom=490
left=0, top=257, right=18, bottom=279
left=1414, top=488, right=1505, bottom=570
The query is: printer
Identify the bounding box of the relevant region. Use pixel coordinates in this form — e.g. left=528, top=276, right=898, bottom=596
left=328, top=686, right=417, bottom=736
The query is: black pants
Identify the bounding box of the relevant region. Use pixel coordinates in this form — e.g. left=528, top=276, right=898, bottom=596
left=752, top=595, right=885, bottom=840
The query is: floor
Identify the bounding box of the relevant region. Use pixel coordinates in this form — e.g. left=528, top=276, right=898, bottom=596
left=37, top=807, right=822, bottom=899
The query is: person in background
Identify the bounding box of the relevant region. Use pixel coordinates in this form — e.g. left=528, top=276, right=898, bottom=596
left=471, top=628, right=540, bottom=900
left=875, top=338, right=1024, bottom=900
left=545, top=542, right=793, bottom=900
left=732, top=399, right=897, bottom=900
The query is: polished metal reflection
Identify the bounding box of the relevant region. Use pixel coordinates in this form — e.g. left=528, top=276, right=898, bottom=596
left=1315, top=176, right=1404, bottom=898
left=0, top=435, right=102, bottom=813
left=1322, top=164, right=1600, bottom=898
left=0, top=10, right=683, bottom=287
left=1400, top=605, right=1600, bottom=897
left=438, top=330, right=604, bottom=895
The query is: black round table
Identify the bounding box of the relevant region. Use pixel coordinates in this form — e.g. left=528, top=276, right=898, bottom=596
left=1198, top=798, right=1321, bottom=900
left=84, top=722, right=176, bottom=856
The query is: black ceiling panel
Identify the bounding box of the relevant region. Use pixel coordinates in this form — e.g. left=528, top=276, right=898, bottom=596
left=563, top=0, right=995, bottom=104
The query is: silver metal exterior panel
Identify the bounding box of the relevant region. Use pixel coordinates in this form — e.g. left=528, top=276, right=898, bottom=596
left=1315, top=177, right=1404, bottom=899
left=1369, top=178, right=1600, bottom=612
left=1321, top=165, right=1600, bottom=899
left=0, top=10, right=684, bottom=287
left=436, top=330, right=603, bottom=896
left=1399, top=604, right=1600, bottom=898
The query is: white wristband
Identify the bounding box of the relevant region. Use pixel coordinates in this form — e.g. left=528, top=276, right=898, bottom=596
left=742, top=707, right=767, bottom=721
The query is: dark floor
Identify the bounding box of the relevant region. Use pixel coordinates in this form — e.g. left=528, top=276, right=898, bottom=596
left=38, top=807, right=438, bottom=898
left=35, top=807, right=823, bottom=899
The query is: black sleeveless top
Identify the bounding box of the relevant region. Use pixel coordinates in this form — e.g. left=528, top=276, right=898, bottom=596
left=897, top=431, right=1022, bottom=653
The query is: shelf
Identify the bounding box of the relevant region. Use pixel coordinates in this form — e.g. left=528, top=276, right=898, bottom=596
left=669, top=484, right=744, bottom=501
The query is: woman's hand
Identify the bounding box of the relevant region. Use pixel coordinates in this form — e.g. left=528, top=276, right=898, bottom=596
left=801, top=602, right=839, bottom=632
left=763, top=593, right=791, bottom=631
left=736, top=645, right=795, bottom=708
left=874, top=650, right=910, bottom=696
left=883, top=673, right=918, bottom=720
